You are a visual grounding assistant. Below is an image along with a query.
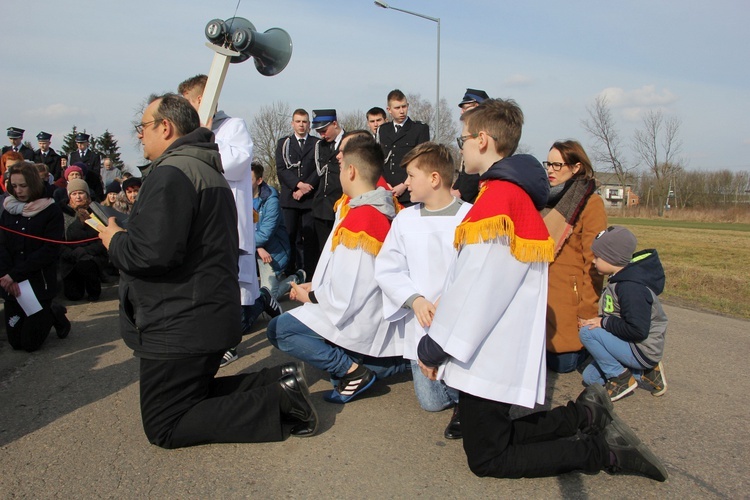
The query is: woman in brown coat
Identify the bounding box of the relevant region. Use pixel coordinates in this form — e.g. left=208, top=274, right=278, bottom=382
left=543, top=140, right=607, bottom=373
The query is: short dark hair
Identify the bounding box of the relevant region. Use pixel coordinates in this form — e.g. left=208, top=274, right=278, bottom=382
left=177, top=74, right=208, bottom=96
left=342, top=129, right=376, bottom=143
left=251, top=161, right=264, bottom=180
left=366, top=107, right=387, bottom=119
left=387, top=89, right=407, bottom=104
left=6, top=162, right=45, bottom=201
left=400, top=142, right=454, bottom=186
left=148, top=93, right=201, bottom=137
left=292, top=108, right=309, bottom=119
left=341, top=135, right=384, bottom=185
left=550, top=140, right=595, bottom=180
left=461, top=98, right=523, bottom=157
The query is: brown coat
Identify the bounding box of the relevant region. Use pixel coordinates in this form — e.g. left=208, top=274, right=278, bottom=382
left=545, top=194, right=607, bottom=353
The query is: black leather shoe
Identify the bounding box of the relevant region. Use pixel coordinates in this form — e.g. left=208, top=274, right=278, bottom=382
left=280, top=362, right=304, bottom=380
left=52, top=304, right=71, bottom=339
left=279, top=373, right=318, bottom=437
left=444, top=406, right=462, bottom=439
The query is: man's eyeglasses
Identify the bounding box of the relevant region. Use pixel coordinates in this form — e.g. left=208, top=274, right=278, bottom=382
left=134, top=119, right=159, bottom=135
left=542, top=161, right=570, bottom=171
left=456, top=133, right=479, bottom=150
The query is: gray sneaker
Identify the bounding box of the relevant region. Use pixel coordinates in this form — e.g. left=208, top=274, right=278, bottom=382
left=577, top=384, right=615, bottom=434
left=604, top=418, right=669, bottom=481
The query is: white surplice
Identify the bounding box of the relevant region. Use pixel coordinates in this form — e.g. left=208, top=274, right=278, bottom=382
left=289, top=202, right=401, bottom=357
left=375, top=202, right=471, bottom=360
left=427, top=239, right=548, bottom=409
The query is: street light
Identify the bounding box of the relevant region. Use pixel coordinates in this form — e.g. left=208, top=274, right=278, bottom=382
left=374, top=1, right=441, bottom=140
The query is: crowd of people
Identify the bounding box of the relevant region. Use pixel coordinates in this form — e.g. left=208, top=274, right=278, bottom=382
left=0, top=84, right=670, bottom=482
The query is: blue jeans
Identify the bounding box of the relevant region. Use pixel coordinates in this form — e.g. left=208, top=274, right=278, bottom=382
left=267, top=313, right=409, bottom=379
left=579, top=326, right=646, bottom=385
left=546, top=349, right=589, bottom=373
left=410, top=360, right=457, bottom=411
left=257, top=258, right=297, bottom=300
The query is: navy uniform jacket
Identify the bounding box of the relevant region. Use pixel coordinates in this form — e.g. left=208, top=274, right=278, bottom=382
left=2, top=144, right=35, bottom=161
left=275, top=135, right=320, bottom=210
left=34, top=148, right=63, bottom=180
left=69, top=149, right=104, bottom=201
left=376, top=117, right=430, bottom=205
left=312, top=138, right=343, bottom=222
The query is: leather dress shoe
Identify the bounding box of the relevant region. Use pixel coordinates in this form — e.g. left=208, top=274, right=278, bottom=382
left=279, top=373, right=318, bottom=437
left=444, top=405, right=462, bottom=439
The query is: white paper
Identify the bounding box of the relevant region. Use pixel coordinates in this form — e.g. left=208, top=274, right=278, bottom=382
left=17, top=280, right=43, bottom=316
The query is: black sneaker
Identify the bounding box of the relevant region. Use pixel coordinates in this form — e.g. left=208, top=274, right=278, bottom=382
left=605, top=369, right=637, bottom=402
left=260, top=287, right=283, bottom=318
left=641, top=361, right=667, bottom=397
left=324, top=365, right=376, bottom=404
left=604, top=418, right=668, bottom=481
left=576, top=384, right=614, bottom=434
left=294, top=269, right=307, bottom=285
left=219, top=348, right=238, bottom=368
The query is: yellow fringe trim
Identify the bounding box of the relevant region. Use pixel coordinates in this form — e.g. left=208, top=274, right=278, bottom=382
left=331, top=227, right=383, bottom=256
left=454, top=214, right=555, bottom=263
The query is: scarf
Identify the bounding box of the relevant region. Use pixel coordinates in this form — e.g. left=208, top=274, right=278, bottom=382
left=330, top=187, right=394, bottom=256
left=542, top=177, right=597, bottom=256
left=3, top=196, right=54, bottom=217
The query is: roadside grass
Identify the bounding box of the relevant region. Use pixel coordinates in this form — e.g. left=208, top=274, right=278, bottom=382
left=609, top=217, right=750, bottom=319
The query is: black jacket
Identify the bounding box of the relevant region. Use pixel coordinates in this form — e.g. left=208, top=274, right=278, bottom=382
left=59, top=205, right=108, bottom=278
left=312, top=138, right=343, bottom=221
left=376, top=118, right=430, bottom=204
left=275, top=135, right=320, bottom=209
left=2, top=144, right=35, bottom=161
left=34, top=148, right=63, bottom=180
left=108, top=128, right=241, bottom=359
left=0, top=201, right=63, bottom=301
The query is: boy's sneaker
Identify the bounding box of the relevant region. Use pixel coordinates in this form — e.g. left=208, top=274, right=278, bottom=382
left=605, top=369, right=637, bottom=402
left=294, top=269, right=307, bottom=285
left=260, top=286, right=283, bottom=318
left=641, top=361, right=667, bottom=396
left=604, top=417, right=668, bottom=481
left=324, top=365, right=377, bottom=404
left=220, top=348, right=238, bottom=368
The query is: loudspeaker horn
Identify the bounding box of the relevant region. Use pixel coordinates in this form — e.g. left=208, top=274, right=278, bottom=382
left=229, top=24, right=293, bottom=75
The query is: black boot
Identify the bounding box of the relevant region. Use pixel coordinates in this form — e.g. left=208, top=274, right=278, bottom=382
left=51, top=303, right=71, bottom=339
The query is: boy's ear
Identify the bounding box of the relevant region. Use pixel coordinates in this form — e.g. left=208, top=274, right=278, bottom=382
left=430, top=171, right=441, bottom=187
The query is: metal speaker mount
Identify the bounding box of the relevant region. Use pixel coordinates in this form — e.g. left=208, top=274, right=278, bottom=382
left=205, top=17, right=292, bottom=76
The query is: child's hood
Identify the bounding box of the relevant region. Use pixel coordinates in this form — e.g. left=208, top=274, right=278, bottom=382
left=480, top=154, right=550, bottom=211
left=348, top=186, right=396, bottom=220
left=610, top=249, right=666, bottom=295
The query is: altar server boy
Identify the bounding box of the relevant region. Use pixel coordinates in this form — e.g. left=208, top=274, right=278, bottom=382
left=375, top=142, right=471, bottom=439
left=416, top=99, right=667, bottom=481
left=267, top=135, right=408, bottom=404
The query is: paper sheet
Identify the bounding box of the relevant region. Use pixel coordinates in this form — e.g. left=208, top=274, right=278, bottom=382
left=17, top=280, right=43, bottom=316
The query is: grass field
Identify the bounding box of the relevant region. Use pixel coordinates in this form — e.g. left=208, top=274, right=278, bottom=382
left=609, top=217, right=750, bottom=319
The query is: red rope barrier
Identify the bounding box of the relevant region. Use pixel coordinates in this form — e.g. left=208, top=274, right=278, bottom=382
left=0, top=224, right=100, bottom=244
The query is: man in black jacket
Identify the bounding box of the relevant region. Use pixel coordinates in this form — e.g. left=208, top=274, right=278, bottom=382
left=68, top=133, right=104, bottom=202
left=2, top=127, right=35, bottom=160
left=33, top=131, right=63, bottom=181
left=99, top=93, right=318, bottom=448
left=311, top=109, right=344, bottom=251
left=376, top=89, right=430, bottom=206
left=275, top=109, right=319, bottom=278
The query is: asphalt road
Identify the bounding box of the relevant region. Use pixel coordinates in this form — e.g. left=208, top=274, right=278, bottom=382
left=1, top=283, right=747, bottom=498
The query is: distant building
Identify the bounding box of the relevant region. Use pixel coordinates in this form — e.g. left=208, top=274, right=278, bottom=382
left=595, top=172, right=639, bottom=208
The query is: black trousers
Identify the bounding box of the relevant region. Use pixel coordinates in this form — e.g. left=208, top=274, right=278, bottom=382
left=4, top=299, right=54, bottom=352
left=63, top=260, right=101, bottom=301
left=460, top=391, right=608, bottom=478
left=139, top=353, right=287, bottom=449
left=282, top=207, right=318, bottom=278
left=314, top=218, right=334, bottom=254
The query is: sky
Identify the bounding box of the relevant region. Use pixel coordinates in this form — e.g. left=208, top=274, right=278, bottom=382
left=2, top=0, right=749, bottom=174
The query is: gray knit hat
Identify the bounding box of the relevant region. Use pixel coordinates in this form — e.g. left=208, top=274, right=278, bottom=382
left=67, top=178, right=90, bottom=196
left=591, top=226, right=637, bottom=267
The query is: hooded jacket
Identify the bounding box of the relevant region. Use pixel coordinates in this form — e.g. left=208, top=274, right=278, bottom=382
left=255, top=181, right=291, bottom=275
left=600, top=249, right=668, bottom=367
left=108, top=127, right=241, bottom=359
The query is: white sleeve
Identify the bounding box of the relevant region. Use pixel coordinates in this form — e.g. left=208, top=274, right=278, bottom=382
left=428, top=242, right=531, bottom=363
left=375, top=217, right=420, bottom=321
left=314, top=246, right=378, bottom=329
left=215, top=118, right=253, bottom=182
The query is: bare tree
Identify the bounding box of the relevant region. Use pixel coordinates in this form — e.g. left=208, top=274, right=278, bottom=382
left=406, top=93, right=459, bottom=148
left=632, top=110, right=683, bottom=216
left=338, top=110, right=368, bottom=134
left=582, top=95, right=634, bottom=213
left=249, top=101, right=291, bottom=188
